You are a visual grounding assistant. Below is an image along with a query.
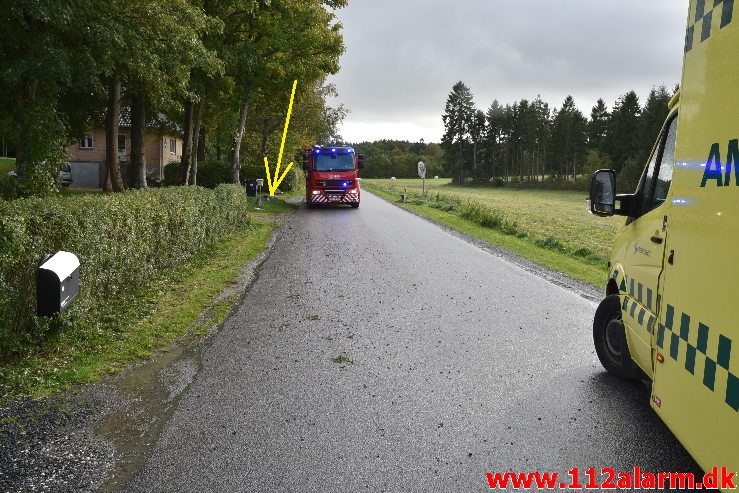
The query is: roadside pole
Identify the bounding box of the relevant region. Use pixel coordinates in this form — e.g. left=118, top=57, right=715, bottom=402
left=418, top=161, right=426, bottom=196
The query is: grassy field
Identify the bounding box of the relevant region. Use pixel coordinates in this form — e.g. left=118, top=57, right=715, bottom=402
left=0, top=205, right=295, bottom=399
left=363, top=178, right=623, bottom=287
left=0, top=157, right=15, bottom=175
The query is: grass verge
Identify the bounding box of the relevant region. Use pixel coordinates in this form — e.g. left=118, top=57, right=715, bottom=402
left=0, top=157, right=14, bottom=175
left=0, top=218, right=277, bottom=400
left=364, top=183, right=608, bottom=288
left=247, top=195, right=299, bottom=213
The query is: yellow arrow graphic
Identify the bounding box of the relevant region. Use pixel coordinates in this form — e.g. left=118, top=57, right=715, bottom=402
left=264, top=80, right=298, bottom=196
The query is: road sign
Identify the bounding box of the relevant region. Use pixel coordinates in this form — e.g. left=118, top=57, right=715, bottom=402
left=418, top=161, right=427, bottom=196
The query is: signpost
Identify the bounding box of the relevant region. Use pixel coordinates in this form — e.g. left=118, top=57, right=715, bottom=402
left=418, top=161, right=426, bottom=196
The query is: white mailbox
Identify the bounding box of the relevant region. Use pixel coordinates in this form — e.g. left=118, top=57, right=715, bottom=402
left=37, top=251, right=80, bottom=317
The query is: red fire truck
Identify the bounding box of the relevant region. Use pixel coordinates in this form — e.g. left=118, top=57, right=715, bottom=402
left=303, top=145, right=365, bottom=208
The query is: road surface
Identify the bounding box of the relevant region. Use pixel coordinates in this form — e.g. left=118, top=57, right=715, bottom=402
left=122, top=191, right=697, bottom=492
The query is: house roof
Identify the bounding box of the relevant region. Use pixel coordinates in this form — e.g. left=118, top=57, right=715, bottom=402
left=114, top=108, right=182, bottom=137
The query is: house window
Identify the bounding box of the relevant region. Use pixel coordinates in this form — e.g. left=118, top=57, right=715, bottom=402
left=118, top=134, right=127, bottom=162
left=169, top=139, right=176, bottom=154
left=80, top=134, right=93, bottom=149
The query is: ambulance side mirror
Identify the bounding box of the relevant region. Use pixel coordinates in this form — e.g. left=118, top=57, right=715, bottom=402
left=37, top=251, right=80, bottom=317
left=357, top=154, right=365, bottom=170
left=589, top=169, right=616, bottom=217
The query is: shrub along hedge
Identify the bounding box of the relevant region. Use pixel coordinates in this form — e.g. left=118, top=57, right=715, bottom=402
left=0, top=184, right=250, bottom=359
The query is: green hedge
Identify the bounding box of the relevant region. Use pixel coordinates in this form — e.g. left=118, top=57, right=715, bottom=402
left=0, top=184, right=250, bottom=358
left=165, top=159, right=303, bottom=191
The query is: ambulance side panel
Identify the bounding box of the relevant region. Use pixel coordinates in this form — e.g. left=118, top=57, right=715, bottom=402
left=651, top=0, right=739, bottom=475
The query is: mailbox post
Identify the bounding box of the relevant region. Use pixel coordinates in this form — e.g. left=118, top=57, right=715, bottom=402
left=37, top=251, right=80, bottom=317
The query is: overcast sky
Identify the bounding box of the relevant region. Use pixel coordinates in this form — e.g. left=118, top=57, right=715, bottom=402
left=327, top=0, right=688, bottom=143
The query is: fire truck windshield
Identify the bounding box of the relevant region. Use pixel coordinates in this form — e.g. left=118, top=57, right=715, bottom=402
left=314, top=153, right=355, bottom=171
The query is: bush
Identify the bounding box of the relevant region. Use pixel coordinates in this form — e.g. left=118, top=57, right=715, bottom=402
left=0, top=184, right=250, bottom=358
left=617, top=157, right=643, bottom=193
left=193, top=160, right=231, bottom=188
left=164, top=159, right=304, bottom=192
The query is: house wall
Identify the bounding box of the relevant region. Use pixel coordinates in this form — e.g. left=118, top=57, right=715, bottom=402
left=152, top=135, right=183, bottom=183
left=68, top=128, right=108, bottom=164
left=66, top=129, right=183, bottom=188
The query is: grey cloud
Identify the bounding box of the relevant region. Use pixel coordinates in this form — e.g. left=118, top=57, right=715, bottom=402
left=328, top=0, right=687, bottom=142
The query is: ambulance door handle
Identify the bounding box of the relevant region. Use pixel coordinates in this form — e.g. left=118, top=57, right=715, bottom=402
left=650, top=235, right=664, bottom=245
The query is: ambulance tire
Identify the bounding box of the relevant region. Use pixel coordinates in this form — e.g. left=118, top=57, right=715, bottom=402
left=593, top=295, right=643, bottom=381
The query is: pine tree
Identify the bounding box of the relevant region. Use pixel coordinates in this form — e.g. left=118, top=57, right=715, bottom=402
left=605, top=91, right=641, bottom=173
left=470, top=109, right=486, bottom=179
left=531, top=96, right=551, bottom=181
left=639, top=85, right=672, bottom=161
left=442, top=81, right=475, bottom=183
left=550, top=96, right=587, bottom=180
left=484, top=100, right=504, bottom=180
left=588, top=98, right=610, bottom=152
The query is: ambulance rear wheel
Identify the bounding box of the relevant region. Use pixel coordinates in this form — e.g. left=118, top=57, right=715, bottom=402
left=593, top=294, right=642, bottom=381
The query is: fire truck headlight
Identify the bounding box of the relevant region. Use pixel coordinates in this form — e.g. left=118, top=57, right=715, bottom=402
left=312, top=190, right=320, bottom=195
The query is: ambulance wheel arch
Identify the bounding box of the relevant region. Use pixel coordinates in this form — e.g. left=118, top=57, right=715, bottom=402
left=605, top=277, right=619, bottom=297
left=593, top=294, right=643, bottom=381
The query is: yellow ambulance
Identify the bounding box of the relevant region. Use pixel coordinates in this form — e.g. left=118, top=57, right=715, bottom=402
left=588, top=0, right=738, bottom=479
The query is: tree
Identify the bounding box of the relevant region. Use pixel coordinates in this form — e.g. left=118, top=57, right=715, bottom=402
left=88, top=0, right=219, bottom=191
left=588, top=98, right=610, bottom=152
left=0, top=1, right=100, bottom=195
left=104, top=76, right=125, bottom=192
left=470, top=109, right=486, bottom=179
left=484, top=100, right=504, bottom=180
left=530, top=96, right=551, bottom=181
left=218, top=0, right=345, bottom=184
left=639, top=85, right=672, bottom=162
left=351, top=140, right=444, bottom=179
left=441, top=82, right=475, bottom=183
left=550, top=96, right=587, bottom=180
left=605, top=91, right=641, bottom=173
left=582, top=148, right=613, bottom=176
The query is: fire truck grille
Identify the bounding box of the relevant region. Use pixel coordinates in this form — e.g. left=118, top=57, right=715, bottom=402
left=317, top=180, right=353, bottom=187
left=310, top=189, right=359, bottom=204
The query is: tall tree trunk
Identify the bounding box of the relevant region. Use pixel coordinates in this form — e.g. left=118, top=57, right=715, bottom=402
left=106, top=76, right=125, bottom=192
left=179, top=100, right=194, bottom=185
left=131, top=90, right=147, bottom=189
left=197, top=127, right=206, bottom=163
left=260, top=126, right=269, bottom=158
left=229, top=102, right=248, bottom=184
left=492, top=145, right=497, bottom=180
left=457, top=138, right=463, bottom=184
left=190, top=99, right=204, bottom=186
left=473, top=141, right=478, bottom=177
left=15, top=76, right=37, bottom=180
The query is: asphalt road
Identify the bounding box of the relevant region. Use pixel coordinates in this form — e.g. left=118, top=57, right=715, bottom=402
left=123, top=191, right=698, bottom=492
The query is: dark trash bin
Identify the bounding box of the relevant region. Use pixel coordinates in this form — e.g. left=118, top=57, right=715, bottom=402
left=244, top=179, right=258, bottom=197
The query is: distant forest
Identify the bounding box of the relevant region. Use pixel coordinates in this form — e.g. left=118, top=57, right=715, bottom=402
left=352, top=140, right=445, bottom=179
left=355, top=82, right=676, bottom=192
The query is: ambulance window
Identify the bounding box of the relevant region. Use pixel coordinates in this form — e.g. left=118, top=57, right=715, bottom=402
left=654, top=116, right=678, bottom=206
left=639, top=145, right=660, bottom=212
left=639, top=114, right=678, bottom=213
